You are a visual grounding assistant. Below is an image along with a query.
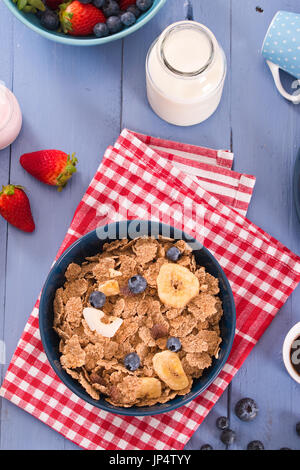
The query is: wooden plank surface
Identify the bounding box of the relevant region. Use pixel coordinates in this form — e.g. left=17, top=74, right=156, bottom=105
left=0, top=1, right=13, bottom=451
left=229, top=0, right=300, bottom=451
left=0, top=0, right=300, bottom=450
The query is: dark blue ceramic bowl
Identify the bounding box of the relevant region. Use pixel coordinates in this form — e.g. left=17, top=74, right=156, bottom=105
left=39, top=220, right=236, bottom=416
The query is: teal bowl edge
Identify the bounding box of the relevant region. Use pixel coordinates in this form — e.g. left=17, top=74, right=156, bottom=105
left=2, top=0, right=167, bottom=46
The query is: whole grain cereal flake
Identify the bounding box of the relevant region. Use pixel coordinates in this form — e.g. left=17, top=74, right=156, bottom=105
left=65, top=297, right=83, bottom=327
left=132, top=238, right=158, bottom=264
left=60, top=335, right=86, bottom=369
left=92, top=258, right=115, bottom=281
left=53, top=288, right=64, bottom=327
left=78, top=372, right=100, bottom=400
left=63, top=278, right=88, bottom=302
left=118, top=255, right=137, bottom=278
left=187, top=293, right=217, bottom=322
left=65, top=263, right=81, bottom=281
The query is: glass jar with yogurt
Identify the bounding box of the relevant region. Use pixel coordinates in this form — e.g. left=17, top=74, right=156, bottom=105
left=146, top=21, right=227, bottom=126
left=0, top=83, right=22, bottom=151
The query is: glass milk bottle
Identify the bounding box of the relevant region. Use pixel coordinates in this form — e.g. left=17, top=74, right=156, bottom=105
left=0, top=83, right=22, bottom=151
left=146, top=21, right=227, bottom=126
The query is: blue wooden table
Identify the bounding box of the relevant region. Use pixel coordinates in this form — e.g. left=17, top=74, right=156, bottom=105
left=1, top=0, right=300, bottom=451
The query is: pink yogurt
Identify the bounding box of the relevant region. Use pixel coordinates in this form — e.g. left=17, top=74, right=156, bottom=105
left=0, top=85, right=22, bottom=150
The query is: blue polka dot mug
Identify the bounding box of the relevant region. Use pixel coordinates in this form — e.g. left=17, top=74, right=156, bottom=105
left=262, top=11, right=300, bottom=104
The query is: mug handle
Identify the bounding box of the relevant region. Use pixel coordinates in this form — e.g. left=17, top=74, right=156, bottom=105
left=267, top=60, right=300, bottom=104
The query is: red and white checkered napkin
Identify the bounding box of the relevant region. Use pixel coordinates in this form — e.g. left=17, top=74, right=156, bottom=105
left=1, top=129, right=300, bottom=451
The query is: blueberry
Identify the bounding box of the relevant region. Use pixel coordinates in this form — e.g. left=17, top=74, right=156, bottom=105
left=89, top=291, right=106, bottom=308
left=40, top=9, right=59, bottom=30
left=92, top=0, right=105, bottom=7
left=78, top=0, right=92, bottom=3
left=36, top=5, right=48, bottom=20
left=106, top=15, right=123, bottom=33
left=200, top=444, right=213, bottom=450
left=296, top=422, right=300, bottom=436
left=128, top=275, right=147, bottom=294
left=235, top=398, right=258, bottom=422
left=124, top=352, right=140, bottom=371
left=127, top=5, right=141, bottom=18
left=247, top=440, right=264, bottom=450
left=103, top=0, right=120, bottom=17
left=220, top=429, right=236, bottom=446
left=136, top=0, right=153, bottom=12
left=93, top=22, right=109, bottom=37
left=166, top=246, right=181, bottom=262
left=167, top=337, right=181, bottom=352
left=216, top=416, right=229, bottom=430
left=120, top=11, right=136, bottom=26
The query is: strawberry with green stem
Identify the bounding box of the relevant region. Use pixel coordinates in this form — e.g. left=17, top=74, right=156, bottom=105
left=59, top=1, right=106, bottom=36
left=0, top=185, right=35, bottom=233
left=20, top=150, right=78, bottom=191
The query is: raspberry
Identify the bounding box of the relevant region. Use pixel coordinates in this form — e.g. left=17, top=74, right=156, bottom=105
left=120, top=0, right=136, bottom=10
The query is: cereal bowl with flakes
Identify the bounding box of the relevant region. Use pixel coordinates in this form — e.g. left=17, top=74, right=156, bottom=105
left=39, top=220, right=236, bottom=416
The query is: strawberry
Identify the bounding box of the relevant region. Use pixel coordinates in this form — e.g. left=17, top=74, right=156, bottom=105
left=59, top=1, right=106, bottom=36
left=0, top=185, right=35, bottom=233
left=20, top=150, right=77, bottom=191
left=120, top=0, right=136, bottom=10
left=46, top=0, right=64, bottom=10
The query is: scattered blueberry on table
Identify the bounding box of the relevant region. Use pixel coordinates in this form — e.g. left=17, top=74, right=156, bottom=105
left=200, top=444, right=213, bottom=450
left=212, top=400, right=299, bottom=449
left=12, top=0, right=154, bottom=36
left=124, top=352, right=140, bottom=371
left=220, top=429, right=236, bottom=446
left=247, top=440, right=264, bottom=450
left=235, top=397, right=258, bottom=422
left=216, top=416, right=229, bottom=431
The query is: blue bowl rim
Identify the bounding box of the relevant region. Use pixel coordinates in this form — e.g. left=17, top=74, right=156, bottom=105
left=39, top=220, right=236, bottom=416
left=2, top=0, right=167, bottom=46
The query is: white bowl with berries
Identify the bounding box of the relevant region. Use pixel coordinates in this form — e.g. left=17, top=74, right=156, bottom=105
left=3, top=0, right=166, bottom=45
